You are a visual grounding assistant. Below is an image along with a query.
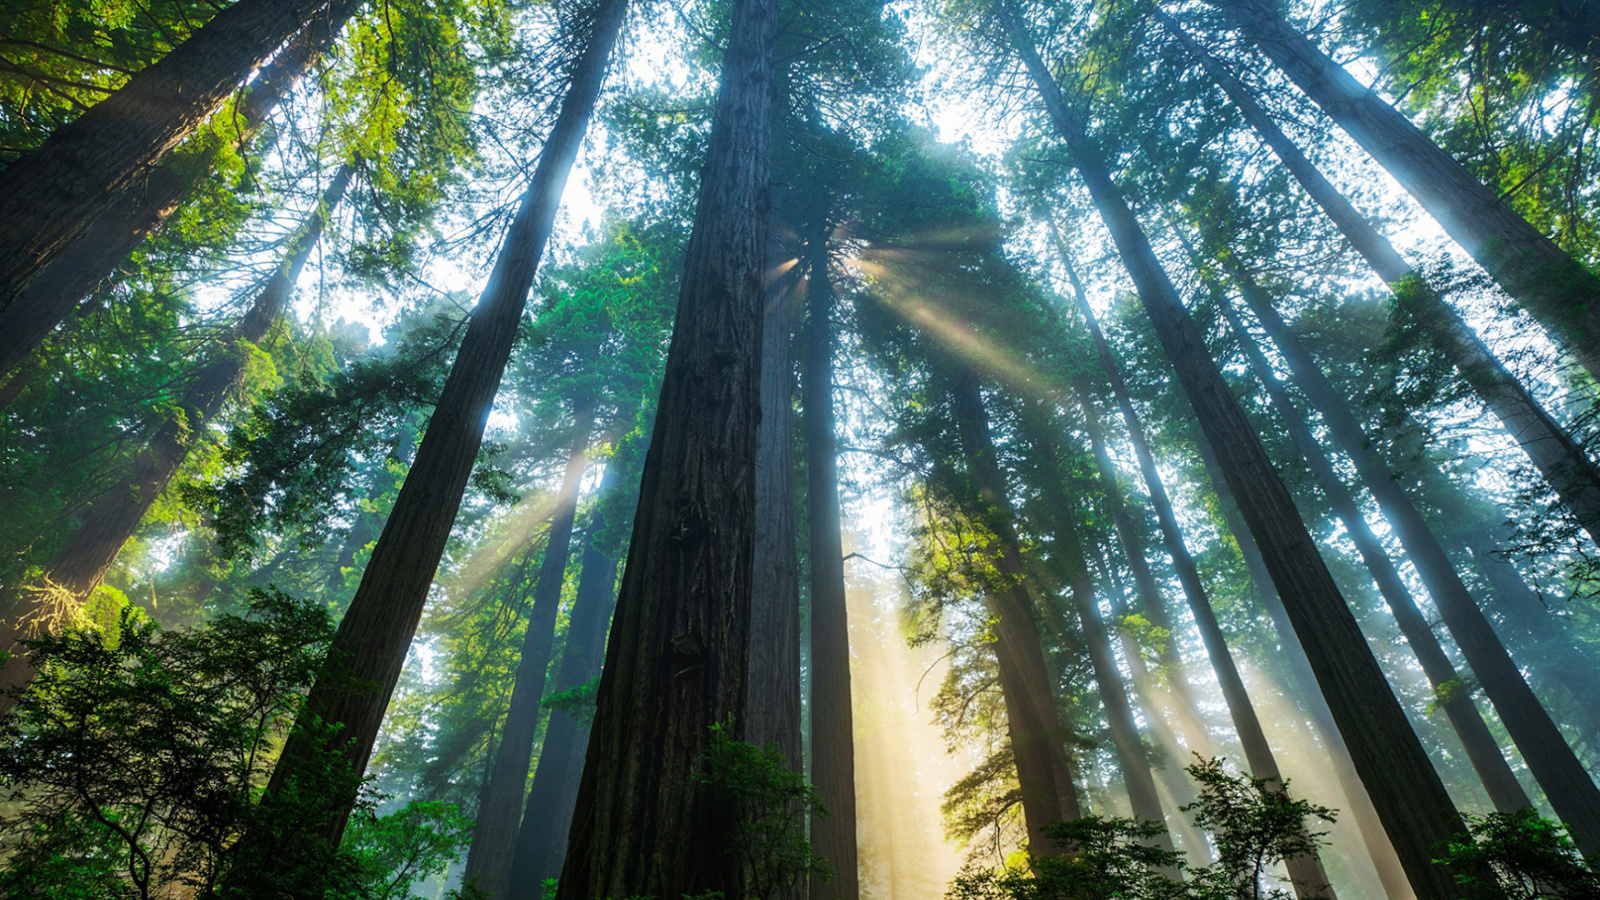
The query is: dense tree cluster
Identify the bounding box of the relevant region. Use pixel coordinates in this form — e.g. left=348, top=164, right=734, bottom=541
left=4, top=0, right=1600, bottom=897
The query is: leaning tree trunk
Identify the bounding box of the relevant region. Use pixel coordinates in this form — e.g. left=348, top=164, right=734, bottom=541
left=255, top=0, right=628, bottom=853
left=803, top=239, right=861, bottom=900
left=1216, top=291, right=1533, bottom=814
left=1161, top=13, right=1600, bottom=551
left=999, top=9, right=1484, bottom=896
left=0, top=0, right=363, bottom=380
left=748, top=229, right=802, bottom=772
left=1198, top=0, right=1600, bottom=386
left=1051, top=237, right=1335, bottom=898
left=948, top=369, right=1083, bottom=853
left=552, top=0, right=774, bottom=890
left=0, top=0, right=344, bottom=308
left=1227, top=262, right=1600, bottom=854
left=0, top=165, right=351, bottom=711
left=505, top=463, right=635, bottom=900
left=463, top=419, right=594, bottom=899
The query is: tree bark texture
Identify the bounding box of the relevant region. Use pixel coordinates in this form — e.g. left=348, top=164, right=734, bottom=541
left=804, top=242, right=861, bottom=900
left=1163, top=13, right=1600, bottom=551
left=1230, top=265, right=1600, bottom=854
left=0, top=0, right=343, bottom=308
left=1202, top=0, right=1600, bottom=385
left=748, top=233, right=802, bottom=773
left=259, top=0, right=627, bottom=851
left=505, top=465, right=633, bottom=900
left=464, top=421, right=593, bottom=899
left=552, top=0, right=774, bottom=890
left=0, top=165, right=351, bottom=711
left=1001, top=10, right=1484, bottom=895
left=0, top=0, right=362, bottom=380
left=948, top=369, right=1084, bottom=853
left=1217, top=292, right=1532, bottom=814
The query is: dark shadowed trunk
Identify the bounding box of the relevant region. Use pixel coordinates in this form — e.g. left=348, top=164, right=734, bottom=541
left=749, top=233, right=802, bottom=772
left=0, top=0, right=362, bottom=379
left=552, top=0, right=774, bottom=889
left=1161, top=13, right=1600, bottom=550
left=0, top=165, right=352, bottom=709
left=505, top=465, right=634, bottom=900
left=1216, top=291, right=1532, bottom=814
left=1200, top=0, right=1600, bottom=385
left=255, top=0, right=628, bottom=853
left=948, top=369, right=1083, bottom=853
left=1187, top=416, right=1411, bottom=900
left=464, top=419, right=594, bottom=899
left=1001, top=9, right=1483, bottom=895
left=1228, top=262, right=1600, bottom=854
left=0, top=0, right=343, bottom=307
left=804, top=240, right=861, bottom=900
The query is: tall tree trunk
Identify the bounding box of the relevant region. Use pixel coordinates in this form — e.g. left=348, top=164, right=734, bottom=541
left=552, top=0, right=774, bottom=890
left=1216, top=292, right=1533, bottom=814
left=749, top=233, right=802, bottom=772
left=0, top=165, right=351, bottom=710
left=256, top=0, right=627, bottom=853
left=1050, top=235, right=1335, bottom=898
left=0, top=0, right=362, bottom=380
left=0, top=0, right=343, bottom=307
left=1161, top=12, right=1600, bottom=551
left=505, top=465, right=634, bottom=900
left=1187, top=415, right=1412, bottom=900
left=948, top=369, right=1084, bottom=853
left=1226, top=262, right=1600, bottom=853
left=1198, top=0, right=1600, bottom=385
left=1001, top=10, right=1484, bottom=895
left=804, top=240, right=861, bottom=900
left=464, top=419, right=594, bottom=899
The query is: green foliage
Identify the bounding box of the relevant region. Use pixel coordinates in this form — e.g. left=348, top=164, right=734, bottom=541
left=0, top=588, right=472, bottom=899
left=702, top=723, right=833, bottom=899
left=544, top=674, right=600, bottom=725
left=1435, top=808, right=1600, bottom=899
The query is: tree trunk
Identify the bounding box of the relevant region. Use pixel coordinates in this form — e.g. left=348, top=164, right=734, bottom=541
left=1162, top=12, right=1600, bottom=551
left=748, top=230, right=802, bottom=772
left=1187, top=415, right=1412, bottom=900
left=0, top=0, right=362, bottom=380
left=1002, top=10, right=1484, bottom=895
left=1200, top=0, right=1600, bottom=385
left=505, top=465, right=634, bottom=900
left=948, top=369, right=1083, bottom=853
left=463, top=419, right=594, bottom=899
left=256, top=0, right=627, bottom=853
left=1050, top=235, right=1334, bottom=897
left=1217, top=291, right=1533, bottom=814
left=552, top=0, right=774, bottom=890
left=0, top=164, right=351, bottom=710
left=1228, top=262, right=1600, bottom=854
left=0, top=0, right=342, bottom=308
left=804, top=239, right=861, bottom=900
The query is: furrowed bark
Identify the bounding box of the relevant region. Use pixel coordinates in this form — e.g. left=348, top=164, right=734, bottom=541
left=552, top=0, right=774, bottom=889
left=949, top=369, right=1083, bottom=852
left=804, top=240, right=861, bottom=900
left=464, top=420, right=593, bottom=899
left=1216, top=291, right=1532, bottom=814
left=505, top=466, right=633, bottom=900
left=0, top=165, right=351, bottom=710
left=1000, top=8, right=1483, bottom=894
left=257, top=0, right=627, bottom=851
left=1200, top=0, right=1600, bottom=385
left=1162, top=12, right=1600, bottom=551
left=1228, top=262, right=1600, bottom=854
left=0, top=0, right=341, bottom=307
left=0, top=0, right=363, bottom=379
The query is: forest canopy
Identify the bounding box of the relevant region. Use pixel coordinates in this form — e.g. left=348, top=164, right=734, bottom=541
left=3, top=0, right=1600, bottom=898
